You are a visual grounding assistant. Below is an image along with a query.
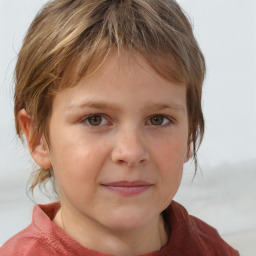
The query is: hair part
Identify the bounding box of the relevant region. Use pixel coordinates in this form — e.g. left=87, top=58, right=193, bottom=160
left=14, top=0, right=205, bottom=194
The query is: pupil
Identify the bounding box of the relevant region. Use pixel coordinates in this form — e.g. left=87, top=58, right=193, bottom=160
left=151, top=116, right=163, bottom=125
left=88, top=115, right=102, bottom=126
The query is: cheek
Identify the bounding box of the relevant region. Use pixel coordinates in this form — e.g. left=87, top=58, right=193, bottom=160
left=151, top=136, right=186, bottom=198
left=157, top=142, right=184, bottom=184
left=50, top=135, right=109, bottom=194
left=154, top=134, right=187, bottom=165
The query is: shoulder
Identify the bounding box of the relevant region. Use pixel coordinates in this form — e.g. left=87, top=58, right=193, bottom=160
left=0, top=226, right=57, bottom=256
left=189, top=215, right=239, bottom=255
left=165, top=201, right=240, bottom=256
left=0, top=203, right=61, bottom=256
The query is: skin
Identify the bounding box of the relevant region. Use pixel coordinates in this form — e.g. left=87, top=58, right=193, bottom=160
left=19, top=52, right=189, bottom=256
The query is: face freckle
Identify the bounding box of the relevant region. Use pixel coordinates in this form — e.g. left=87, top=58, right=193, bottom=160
left=47, top=51, right=188, bottom=233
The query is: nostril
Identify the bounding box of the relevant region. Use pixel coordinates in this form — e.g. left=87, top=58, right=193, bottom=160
left=116, top=157, right=148, bottom=167
left=111, top=135, right=149, bottom=167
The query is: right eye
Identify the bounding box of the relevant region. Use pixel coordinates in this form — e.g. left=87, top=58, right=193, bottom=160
left=82, top=115, right=109, bottom=127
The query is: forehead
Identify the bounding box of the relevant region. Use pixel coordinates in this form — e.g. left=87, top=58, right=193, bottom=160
left=57, top=49, right=187, bottom=94
left=51, top=51, right=187, bottom=115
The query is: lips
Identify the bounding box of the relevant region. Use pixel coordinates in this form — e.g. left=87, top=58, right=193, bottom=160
left=104, top=181, right=151, bottom=186
left=101, top=180, right=153, bottom=196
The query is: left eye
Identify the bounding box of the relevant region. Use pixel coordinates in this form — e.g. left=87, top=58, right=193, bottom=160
left=83, top=115, right=109, bottom=126
left=147, top=115, right=171, bottom=126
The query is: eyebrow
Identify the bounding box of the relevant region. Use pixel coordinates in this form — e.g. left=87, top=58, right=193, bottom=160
left=67, top=101, right=120, bottom=112
left=146, top=102, right=185, bottom=112
left=67, top=101, right=185, bottom=113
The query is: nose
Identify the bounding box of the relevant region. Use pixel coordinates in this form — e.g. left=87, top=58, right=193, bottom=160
left=111, top=127, right=149, bottom=167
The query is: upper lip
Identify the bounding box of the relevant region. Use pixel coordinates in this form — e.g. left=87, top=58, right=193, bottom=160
left=102, top=181, right=152, bottom=187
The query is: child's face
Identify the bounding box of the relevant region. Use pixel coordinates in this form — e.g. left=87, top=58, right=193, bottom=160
left=46, top=52, right=188, bottom=231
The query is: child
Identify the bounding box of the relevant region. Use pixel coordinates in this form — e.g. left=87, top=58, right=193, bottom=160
left=1, top=0, right=239, bottom=255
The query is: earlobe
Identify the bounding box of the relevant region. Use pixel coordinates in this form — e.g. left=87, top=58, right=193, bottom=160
left=18, top=109, right=52, bottom=169
left=183, top=146, right=191, bottom=163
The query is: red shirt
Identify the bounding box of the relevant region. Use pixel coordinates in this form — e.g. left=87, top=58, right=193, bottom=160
left=1, top=201, right=239, bottom=255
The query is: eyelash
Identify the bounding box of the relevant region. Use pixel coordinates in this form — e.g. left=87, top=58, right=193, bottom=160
left=146, top=115, right=173, bottom=127
left=81, top=114, right=109, bottom=128
left=80, top=114, right=174, bottom=128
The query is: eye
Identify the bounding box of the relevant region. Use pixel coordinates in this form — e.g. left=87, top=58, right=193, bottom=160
left=83, top=115, right=109, bottom=126
left=147, top=115, right=171, bottom=126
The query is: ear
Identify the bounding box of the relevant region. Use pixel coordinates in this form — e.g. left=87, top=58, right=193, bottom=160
left=18, top=109, right=52, bottom=169
left=183, top=146, right=191, bottom=163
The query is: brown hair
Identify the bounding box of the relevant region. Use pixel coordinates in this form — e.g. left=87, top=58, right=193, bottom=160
left=14, top=0, right=205, bottom=193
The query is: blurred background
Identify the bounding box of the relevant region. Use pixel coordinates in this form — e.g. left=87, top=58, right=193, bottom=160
left=0, top=0, right=255, bottom=255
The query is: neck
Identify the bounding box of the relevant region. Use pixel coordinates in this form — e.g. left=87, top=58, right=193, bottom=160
left=54, top=206, right=169, bottom=256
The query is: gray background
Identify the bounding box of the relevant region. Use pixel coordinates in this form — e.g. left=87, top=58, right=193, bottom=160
left=0, top=0, right=256, bottom=255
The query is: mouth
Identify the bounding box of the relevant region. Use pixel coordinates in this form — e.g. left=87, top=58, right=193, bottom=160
left=101, top=181, right=153, bottom=196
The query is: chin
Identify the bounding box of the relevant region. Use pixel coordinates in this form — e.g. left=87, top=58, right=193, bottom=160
left=101, top=207, right=155, bottom=231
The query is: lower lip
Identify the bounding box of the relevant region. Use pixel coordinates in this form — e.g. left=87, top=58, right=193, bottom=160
left=102, top=185, right=152, bottom=196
